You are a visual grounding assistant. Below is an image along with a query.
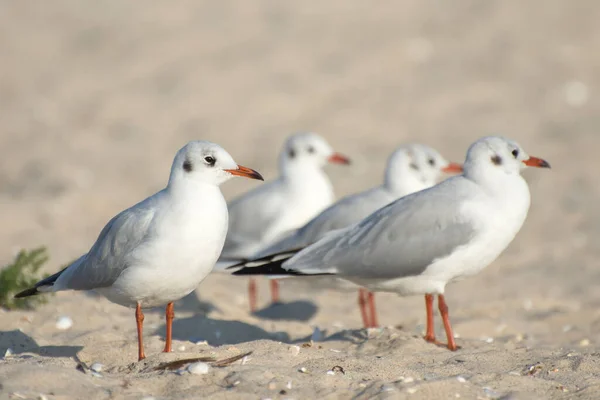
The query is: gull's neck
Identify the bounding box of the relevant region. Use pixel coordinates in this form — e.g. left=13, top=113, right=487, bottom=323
left=384, top=169, right=431, bottom=198
left=167, top=178, right=222, bottom=203
left=464, top=165, right=531, bottom=222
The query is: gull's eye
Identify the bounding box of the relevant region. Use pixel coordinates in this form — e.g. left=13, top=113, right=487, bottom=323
left=307, top=146, right=315, bottom=154
left=511, top=149, right=519, bottom=158
left=204, top=156, right=216, bottom=166
left=428, top=158, right=436, bottom=166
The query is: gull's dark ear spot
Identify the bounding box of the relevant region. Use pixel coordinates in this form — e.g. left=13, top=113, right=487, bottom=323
left=288, top=148, right=296, bottom=159
left=409, top=163, right=419, bottom=171
left=491, top=155, right=502, bottom=166
left=183, top=158, right=193, bottom=172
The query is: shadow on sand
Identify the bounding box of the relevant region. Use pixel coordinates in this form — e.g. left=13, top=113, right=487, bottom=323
left=154, top=316, right=291, bottom=346
left=251, top=300, right=318, bottom=322
left=0, top=329, right=83, bottom=358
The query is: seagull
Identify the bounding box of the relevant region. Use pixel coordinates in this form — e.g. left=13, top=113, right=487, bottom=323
left=231, top=136, right=550, bottom=350
left=15, top=141, right=264, bottom=361
left=218, top=132, right=350, bottom=311
left=253, top=143, right=462, bottom=327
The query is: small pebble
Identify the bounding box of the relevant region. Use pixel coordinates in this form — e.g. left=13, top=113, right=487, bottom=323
left=483, top=387, right=502, bottom=398
left=381, top=385, right=395, bottom=392
left=562, top=325, right=573, bottom=333
left=194, top=340, right=208, bottom=346
left=4, top=348, right=14, bottom=358
left=91, top=371, right=103, bottom=378
left=177, top=345, right=186, bottom=352
left=288, top=345, right=300, bottom=356
left=268, top=382, right=277, bottom=390
left=326, top=371, right=335, bottom=375
left=241, top=356, right=250, bottom=365
left=579, top=339, right=590, bottom=347
left=366, top=327, right=382, bottom=338
left=406, top=387, right=418, bottom=394
left=90, top=363, right=104, bottom=373
left=484, top=337, right=494, bottom=344
left=38, top=395, right=49, bottom=400
left=56, top=316, right=73, bottom=330
left=286, top=381, right=292, bottom=389
left=330, top=349, right=341, bottom=353
left=188, top=362, right=210, bottom=375
left=514, top=333, right=524, bottom=342
left=457, top=376, right=467, bottom=383
left=298, top=367, right=308, bottom=373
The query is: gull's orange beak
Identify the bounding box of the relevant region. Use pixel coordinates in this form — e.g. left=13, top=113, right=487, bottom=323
left=441, top=162, right=463, bottom=173
left=328, top=153, right=351, bottom=165
left=523, top=156, right=551, bottom=169
left=225, top=165, right=264, bottom=180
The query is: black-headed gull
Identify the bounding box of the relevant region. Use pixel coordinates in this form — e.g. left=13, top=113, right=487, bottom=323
left=232, top=136, right=550, bottom=350
left=254, top=143, right=462, bottom=327
left=16, top=141, right=264, bottom=361
left=218, top=132, right=350, bottom=311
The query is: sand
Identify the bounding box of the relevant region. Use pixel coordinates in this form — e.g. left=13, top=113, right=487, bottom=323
left=1, top=0, right=600, bottom=398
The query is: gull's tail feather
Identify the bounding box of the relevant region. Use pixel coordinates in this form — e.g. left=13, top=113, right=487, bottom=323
left=230, top=249, right=333, bottom=277
left=14, top=267, right=67, bottom=298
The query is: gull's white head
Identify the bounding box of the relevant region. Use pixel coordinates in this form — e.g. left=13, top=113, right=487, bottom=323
left=384, top=144, right=462, bottom=196
left=463, top=136, right=550, bottom=180
left=169, top=141, right=263, bottom=186
left=278, top=132, right=350, bottom=175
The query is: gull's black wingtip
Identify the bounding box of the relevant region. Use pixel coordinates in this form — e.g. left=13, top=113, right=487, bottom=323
left=14, top=287, right=40, bottom=299
left=232, top=258, right=292, bottom=276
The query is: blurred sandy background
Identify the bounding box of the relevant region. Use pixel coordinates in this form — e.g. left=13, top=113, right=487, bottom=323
left=1, top=1, right=600, bottom=399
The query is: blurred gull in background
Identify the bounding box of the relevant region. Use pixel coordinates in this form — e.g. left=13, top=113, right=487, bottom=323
left=216, top=132, right=350, bottom=312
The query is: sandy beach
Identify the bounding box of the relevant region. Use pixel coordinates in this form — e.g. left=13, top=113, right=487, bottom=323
left=1, top=1, right=600, bottom=398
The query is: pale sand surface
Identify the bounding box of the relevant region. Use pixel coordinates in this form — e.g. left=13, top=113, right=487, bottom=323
left=1, top=1, right=600, bottom=399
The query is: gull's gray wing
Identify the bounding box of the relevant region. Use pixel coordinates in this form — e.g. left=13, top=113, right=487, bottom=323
left=284, top=177, right=479, bottom=279
left=256, top=187, right=394, bottom=257
left=54, top=193, right=161, bottom=291
left=222, top=179, right=286, bottom=258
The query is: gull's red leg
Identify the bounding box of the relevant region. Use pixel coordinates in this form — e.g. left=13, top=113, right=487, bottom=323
left=248, top=278, right=258, bottom=312
left=424, top=294, right=436, bottom=342
left=135, top=303, right=146, bottom=361
left=438, top=294, right=458, bottom=351
left=358, top=289, right=370, bottom=328
left=163, top=302, right=174, bottom=353
left=367, top=292, right=379, bottom=328
left=270, top=279, right=280, bottom=304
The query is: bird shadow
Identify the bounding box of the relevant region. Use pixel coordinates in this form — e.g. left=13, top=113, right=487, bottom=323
left=0, top=329, right=83, bottom=358
left=251, top=300, right=318, bottom=322
left=154, top=316, right=290, bottom=346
